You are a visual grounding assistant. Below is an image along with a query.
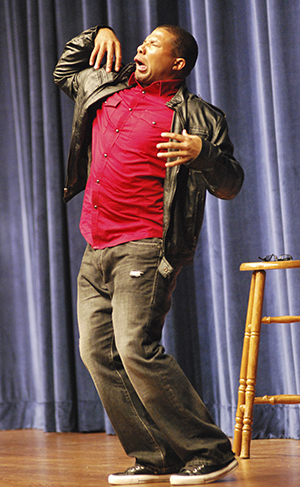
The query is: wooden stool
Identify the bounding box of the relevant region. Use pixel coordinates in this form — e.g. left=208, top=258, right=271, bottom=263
left=233, top=260, right=300, bottom=459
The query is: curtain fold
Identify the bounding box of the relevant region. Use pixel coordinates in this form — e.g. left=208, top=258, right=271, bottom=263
left=1, top=0, right=300, bottom=439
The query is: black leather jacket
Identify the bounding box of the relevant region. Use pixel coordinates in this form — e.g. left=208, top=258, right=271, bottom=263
left=54, top=26, right=244, bottom=275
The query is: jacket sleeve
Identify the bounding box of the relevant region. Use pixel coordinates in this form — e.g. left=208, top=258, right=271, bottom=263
left=186, top=113, right=244, bottom=200
left=53, top=25, right=105, bottom=100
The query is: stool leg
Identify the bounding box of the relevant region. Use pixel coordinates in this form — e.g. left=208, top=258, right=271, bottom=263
left=233, top=272, right=256, bottom=456
left=241, top=270, right=266, bottom=458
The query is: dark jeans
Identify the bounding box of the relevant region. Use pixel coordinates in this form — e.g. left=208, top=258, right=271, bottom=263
left=77, top=239, right=234, bottom=473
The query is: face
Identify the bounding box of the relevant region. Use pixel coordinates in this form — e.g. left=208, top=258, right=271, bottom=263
left=134, top=28, right=184, bottom=86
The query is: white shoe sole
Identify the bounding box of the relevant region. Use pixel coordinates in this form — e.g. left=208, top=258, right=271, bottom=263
left=108, top=473, right=171, bottom=484
left=169, top=458, right=239, bottom=485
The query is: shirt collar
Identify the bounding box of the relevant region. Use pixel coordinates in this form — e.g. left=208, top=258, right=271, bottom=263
left=128, top=73, right=183, bottom=98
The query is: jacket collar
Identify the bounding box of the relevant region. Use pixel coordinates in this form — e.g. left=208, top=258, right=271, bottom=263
left=166, top=82, right=188, bottom=108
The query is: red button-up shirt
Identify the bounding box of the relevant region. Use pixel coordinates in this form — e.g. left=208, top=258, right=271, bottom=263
left=80, top=74, right=182, bottom=249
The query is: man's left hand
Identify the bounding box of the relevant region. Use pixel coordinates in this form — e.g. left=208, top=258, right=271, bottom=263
left=157, top=129, right=202, bottom=167
left=90, top=28, right=122, bottom=72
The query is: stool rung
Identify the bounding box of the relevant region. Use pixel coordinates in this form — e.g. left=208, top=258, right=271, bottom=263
left=261, top=315, right=300, bottom=324
left=254, top=395, right=300, bottom=405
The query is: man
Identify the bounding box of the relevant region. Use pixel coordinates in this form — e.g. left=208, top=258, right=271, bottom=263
left=54, top=24, right=244, bottom=485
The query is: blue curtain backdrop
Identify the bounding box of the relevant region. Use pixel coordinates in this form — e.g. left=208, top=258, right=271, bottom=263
left=1, top=0, right=300, bottom=439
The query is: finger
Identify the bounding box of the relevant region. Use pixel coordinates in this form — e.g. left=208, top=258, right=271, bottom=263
left=157, top=141, right=187, bottom=152
left=165, top=157, right=188, bottom=167
left=104, top=40, right=121, bottom=72
left=114, top=43, right=122, bottom=71
left=157, top=150, right=187, bottom=159
left=89, top=46, right=98, bottom=66
left=105, top=46, right=115, bottom=72
left=160, top=131, right=185, bottom=141
left=92, top=45, right=107, bottom=69
left=157, top=137, right=187, bottom=148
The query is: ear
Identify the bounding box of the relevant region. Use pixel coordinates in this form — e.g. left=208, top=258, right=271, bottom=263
left=173, top=57, right=186, bottom=73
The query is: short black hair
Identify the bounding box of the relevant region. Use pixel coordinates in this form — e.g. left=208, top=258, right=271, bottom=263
left=158, top=25, right=198, bottom=76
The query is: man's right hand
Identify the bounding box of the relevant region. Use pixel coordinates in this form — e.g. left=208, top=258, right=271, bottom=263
left=89, top=28, right=122, bottom=72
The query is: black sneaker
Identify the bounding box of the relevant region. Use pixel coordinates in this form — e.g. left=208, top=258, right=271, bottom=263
left=108, top=464, right=172, bottom=484
left=169, top=458, right=238, bottom=485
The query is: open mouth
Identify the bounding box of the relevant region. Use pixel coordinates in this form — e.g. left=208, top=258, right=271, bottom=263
left=134, top=56, right=148, bottom=72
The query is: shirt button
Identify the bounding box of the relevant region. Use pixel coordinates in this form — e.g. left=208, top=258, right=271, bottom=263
left=116, top=129, right=119, bottom=133
left=152, top=121, right=156, bottom=125
left=104, top=153, right=108, bottom=157
left=96, top=179, right=100, bottom=183
left=129, top=108, right=132, bottom=111
left=94, top=205, right=97, bottom=209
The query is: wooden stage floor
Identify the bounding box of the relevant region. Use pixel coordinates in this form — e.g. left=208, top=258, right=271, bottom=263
left=0, top=430, right=299, bottom=486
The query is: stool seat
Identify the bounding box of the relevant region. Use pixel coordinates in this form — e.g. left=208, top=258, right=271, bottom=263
left=233, top=260, right=300, bottom=459
left=240, top=260, right=300, bottom=271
